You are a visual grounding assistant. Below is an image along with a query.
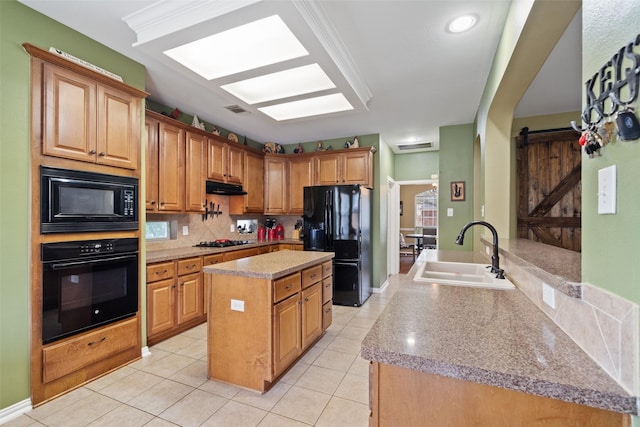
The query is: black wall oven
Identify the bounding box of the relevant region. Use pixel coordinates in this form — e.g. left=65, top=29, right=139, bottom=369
left=40, top=166, right=138, bottom=233
left=41, top=238, right=138, bottom=344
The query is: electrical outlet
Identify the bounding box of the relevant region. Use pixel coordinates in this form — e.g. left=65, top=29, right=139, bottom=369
left=182, top=225, right=189, bottom=236
left=230, top=224, right=235, bottom=232
left=598, top=165, right=616, bottom=214
left=542, top=282, right=556, bottom=309
left=230, top=299, right=244, bottom=312
left=485, top=245, right=490, bottom=256
left=447, top=208, right=453, bottom=217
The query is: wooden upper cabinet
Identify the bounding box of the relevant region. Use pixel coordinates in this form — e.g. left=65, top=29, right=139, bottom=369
left=157, top=121, right=185, bottom=211
left=342, top=149, right=373, bottom=186
left=42, top=62, right=141, bottom=170
left=207, top=137, right=244, bottom=185
left=207, top=138, right=226, bottom=182
left=145, top=117, right=159, bottom=210
left=227, top=144, right=245, bottom=185
left=315, top=148, right=374, bottom=188
left=231, top=150, right=264, bottom=214
left=185, top=131, right=207, bottom=212
left=315, top=153, right=341, bottom=185
left=264, top=156, right=288, bottom=215
left=288, top=156, right=314, bottom=214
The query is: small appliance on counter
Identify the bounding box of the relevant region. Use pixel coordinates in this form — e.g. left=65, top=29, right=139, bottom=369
left=275, top=223, right=285, bottom=240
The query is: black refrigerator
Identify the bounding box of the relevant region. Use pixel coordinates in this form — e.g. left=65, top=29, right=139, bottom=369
left=303, top=185, right=372, bottom=306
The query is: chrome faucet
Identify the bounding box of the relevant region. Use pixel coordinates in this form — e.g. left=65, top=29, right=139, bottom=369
left=455, top=221, right=505, bottom=279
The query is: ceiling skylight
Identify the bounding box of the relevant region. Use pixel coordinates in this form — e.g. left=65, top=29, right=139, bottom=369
left=163, top=15, right=308, bottom=80
left=258, top=93, right=353, bottom=121
left=221, top=64, right=336, bottom=104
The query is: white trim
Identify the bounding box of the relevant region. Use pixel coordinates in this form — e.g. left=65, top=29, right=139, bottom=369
left=387, top=177, right=400, bottom=275
left=373, top=279, right=389, bottom=293
left=141, top=346, right=152, bottom=358
left=0, top=398, right=32, bottom=424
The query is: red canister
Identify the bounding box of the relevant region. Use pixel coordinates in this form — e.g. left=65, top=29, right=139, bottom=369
left=257, top=226, right=266, bottom=241
left=275, top=223, right=285, bottom=240
left=268, top=228, right=277, bottom=240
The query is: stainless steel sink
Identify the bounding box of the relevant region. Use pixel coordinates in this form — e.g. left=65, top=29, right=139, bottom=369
left=413, top=261, right=515, bottom=290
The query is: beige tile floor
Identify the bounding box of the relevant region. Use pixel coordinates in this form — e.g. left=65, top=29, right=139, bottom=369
left=6, top=278, right=399, bottom=427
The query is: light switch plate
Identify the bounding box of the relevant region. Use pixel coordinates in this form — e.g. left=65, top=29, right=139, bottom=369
left=447, top=208, right=453, bottom=217
left=598, top=165, right=616, bottom=214
left=182, top=225, right=189, bottom=235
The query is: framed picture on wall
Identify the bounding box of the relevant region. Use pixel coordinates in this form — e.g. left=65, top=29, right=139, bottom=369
left=450, top=181, right=465, bottom=201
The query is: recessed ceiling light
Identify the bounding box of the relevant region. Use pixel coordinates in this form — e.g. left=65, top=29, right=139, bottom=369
left=258, top=93, right=353, bottom=121
left=221, top=64, right=336, bottom=104
left=448, top=15, right=477, bottom=33
left=163, top=15, right=308, bottom=80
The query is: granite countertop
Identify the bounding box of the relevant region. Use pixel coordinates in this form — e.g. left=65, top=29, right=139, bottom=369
left=146, top=239, right=303, bottom=263
left=203, top=250, right=334, bottom=280
left=361, top=250, right=637, bottom=415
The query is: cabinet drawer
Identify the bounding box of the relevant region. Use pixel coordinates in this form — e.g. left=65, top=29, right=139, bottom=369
left=203, top=253, right=224, bottom=266
left=223, top=247, right=260, bottom=261
left=322, top=261, right=332, bottom=278
left=274, top=272, right=301, bottom=303
left=322, top=302, right=332, bottom=330
left=302, top=265, right=323, bottom=288
left=178, top=257, right=202, bottom=276
left=42, top=317, right=138, bottom=383
left=147, top=261, right=175, bottom=283
left=322, top=276, right=333, bottom=305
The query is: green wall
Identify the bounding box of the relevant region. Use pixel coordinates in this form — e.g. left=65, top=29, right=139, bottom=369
left=393, top=151, right=438, bottom=181
left=437, top=124, right=475, bottom=250
left=581, top=2, right=640, bottom=304
left=0, top=0, right=145, bottom=409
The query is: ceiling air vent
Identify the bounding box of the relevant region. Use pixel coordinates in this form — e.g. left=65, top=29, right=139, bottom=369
left=397, top=142, right=432, bottom=151
left=224, top=104, right=249, bottom=114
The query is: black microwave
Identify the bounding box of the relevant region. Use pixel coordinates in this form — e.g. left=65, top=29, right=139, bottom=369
left=41, top=166, right=138, bottom=233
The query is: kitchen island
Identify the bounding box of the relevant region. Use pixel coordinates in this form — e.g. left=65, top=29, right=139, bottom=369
left=203, top=250, right=334, bottom=392
left=362, top=250, right=636, bottom=426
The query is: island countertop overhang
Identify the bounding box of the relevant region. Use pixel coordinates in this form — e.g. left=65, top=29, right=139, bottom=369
left=203, top=250, right=334, bottom=280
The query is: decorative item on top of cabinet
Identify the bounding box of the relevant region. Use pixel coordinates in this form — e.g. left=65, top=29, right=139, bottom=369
left=24, top=43, right=148, bottom=171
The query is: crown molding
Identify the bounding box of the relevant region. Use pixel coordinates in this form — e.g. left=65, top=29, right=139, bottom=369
left=123, top=0, right=261, bottom=46
left=292, top=0, right=373, bottom=109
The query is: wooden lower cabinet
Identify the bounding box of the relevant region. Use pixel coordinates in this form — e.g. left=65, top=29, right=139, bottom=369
left=273, top=293, right=302, bottom=376
left=369, top=362, right=630, bottom=427
left=147, top=257, right=204, bottom=345
left=207, top=261, right=326, bottom=392
left=321, top=261, right=333, bottom=330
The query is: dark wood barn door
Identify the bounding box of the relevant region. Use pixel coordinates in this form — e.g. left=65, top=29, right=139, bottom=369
left=516, top=129, right=582, bottom=252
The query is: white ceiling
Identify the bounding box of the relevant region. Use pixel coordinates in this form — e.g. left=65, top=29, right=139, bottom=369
left=19, top=0, right=581, bottom=152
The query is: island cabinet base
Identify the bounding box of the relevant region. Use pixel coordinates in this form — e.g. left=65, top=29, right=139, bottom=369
left=206, top=258, right=329, bottom=393
left=370, top=362, right=630, bottom=427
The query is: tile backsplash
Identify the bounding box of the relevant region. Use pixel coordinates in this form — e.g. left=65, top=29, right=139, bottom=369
left=146, top=195, right=301, bottom=251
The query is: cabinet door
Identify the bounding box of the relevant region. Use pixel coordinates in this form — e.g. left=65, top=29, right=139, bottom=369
left=147, top=278, right=175, bottom=337
left=244, top=151, right=264, bottom=212
left=158, top=122, right=185, bottom=211
left=288, top=157, right=313, bottom=214
left=185, top=132, right=207, bottom=212
left=226, top=144, right=245, bottom=184
left=315, top=153, right=341, bottom=185
left=177, top=272, right=203, bottom=325
left=301, top=282, right=322, bottom=349
left=42, top=63, right=97, bottom=162
left=96, top=85, right=139, bottom=169
left=207, top=138, right=226, bottom=182
left=264, top=157, right=288, bottom=214
left=273, top=293, right=301, bottom=377
left=145, top=118, right=159, bottom=210
left=203, top=254, right=224, bottom=315
left=342, top=150, right=372, bottom=186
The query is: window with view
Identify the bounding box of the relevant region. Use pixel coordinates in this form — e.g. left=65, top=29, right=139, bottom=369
left=415, top=189, right=437, bottom=227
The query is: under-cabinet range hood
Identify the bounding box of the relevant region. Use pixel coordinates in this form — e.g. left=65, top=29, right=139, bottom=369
left=206, top=181, right=247, bottom=196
